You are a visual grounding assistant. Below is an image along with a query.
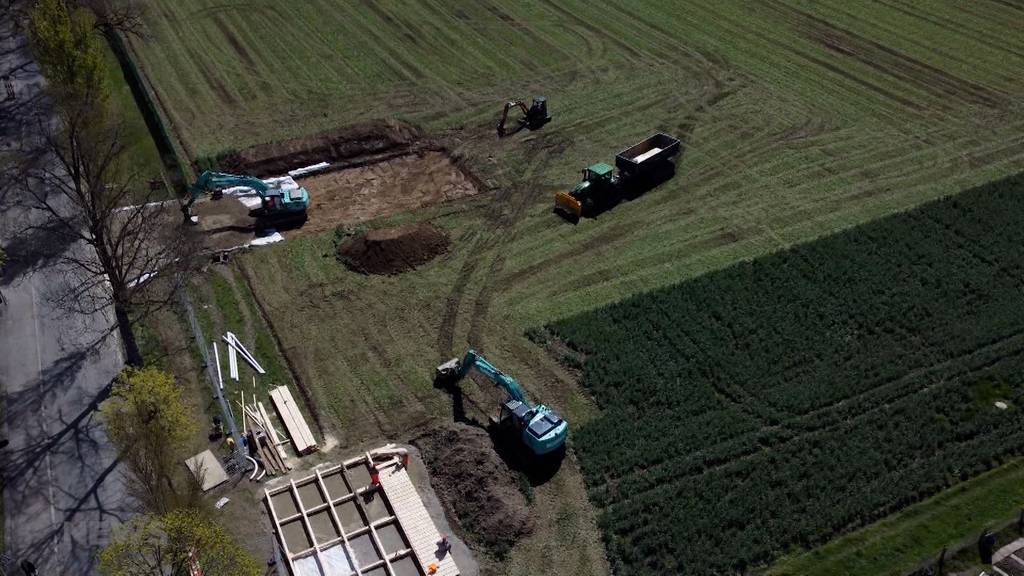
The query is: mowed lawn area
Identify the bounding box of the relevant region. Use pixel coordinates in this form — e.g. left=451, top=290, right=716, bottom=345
left=129, top=2, right=1024, bottom=575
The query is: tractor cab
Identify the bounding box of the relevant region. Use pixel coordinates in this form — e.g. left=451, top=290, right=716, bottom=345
left=572, top=162, right=616, bottom=198
left=582, top=162, right=614, bottom=184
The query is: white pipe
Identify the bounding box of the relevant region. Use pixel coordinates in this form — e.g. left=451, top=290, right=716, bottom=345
left=212, top=341, right=224, bottom=390
left=246, top=456, right=259, bottom=480
left=223, top=333, right=265, bottom=374
left=228, top=343, right=239, bottom=381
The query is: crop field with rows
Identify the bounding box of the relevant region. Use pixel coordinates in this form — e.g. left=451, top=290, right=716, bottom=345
left=549, top=174, right=1024, bottom=575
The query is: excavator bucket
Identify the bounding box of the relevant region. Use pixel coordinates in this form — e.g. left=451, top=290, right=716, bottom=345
left=435, top=357, right=461, bottom=382
left=181, top=204, right=200, bottom=225
left=554, top=191, right=582, bottom=220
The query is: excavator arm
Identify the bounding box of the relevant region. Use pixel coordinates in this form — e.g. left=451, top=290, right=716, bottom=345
left=461, top=350, right=526, bottom=403
left=497, top=100, right=531, bottom=137
left=181, top=171, right=272, bottom=222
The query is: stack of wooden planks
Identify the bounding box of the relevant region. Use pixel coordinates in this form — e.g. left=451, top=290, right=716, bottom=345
left=239, top=392, right=291, bottom=477
left=270, top=385, right=317, bottom=455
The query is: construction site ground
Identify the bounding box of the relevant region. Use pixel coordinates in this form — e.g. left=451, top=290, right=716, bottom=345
left=186, top=144, right=478, bottom=253
left=128, top=2, right=1024, bottom=575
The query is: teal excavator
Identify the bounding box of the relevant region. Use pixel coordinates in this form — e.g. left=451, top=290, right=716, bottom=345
left=181, top=171, right=310, bottom=229
left=436, top=350, right=568, bottom=456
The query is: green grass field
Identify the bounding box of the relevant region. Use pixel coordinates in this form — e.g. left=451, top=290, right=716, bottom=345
left=129, top=1, right=1024, bottom=574
left=100, top=40, right=165, bottom=192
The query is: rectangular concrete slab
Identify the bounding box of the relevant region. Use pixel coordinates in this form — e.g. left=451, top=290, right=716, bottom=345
left=308, top=509, right=340, bottom=543
left=350, top=533, right=380, bottom=566
left=376, top=522, right=407, bottom=556
left=359, top=488, right=392, bottom=523
left=297, top=481, right=326, bottom=509
left=346, top=464, right=371, bottom=489
left=391, top=556, right=424, bottom=576
left=321, top=470, right=349, bottom=500
left=334, top=500, right=365, bottom=533
left=281, top=519, right=312, bottom=554
left=271, top=490, right=300, bottom=519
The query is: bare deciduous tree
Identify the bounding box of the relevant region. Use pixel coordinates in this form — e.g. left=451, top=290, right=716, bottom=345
left=19, top=109, right=197, bottom=365
left=77, top=0, right=146, bottom=39
left=14, top=0, right=197, bottom=366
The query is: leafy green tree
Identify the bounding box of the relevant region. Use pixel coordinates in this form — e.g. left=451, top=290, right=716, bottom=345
left=98, top=509, right=261, bottom=576
left=101, top=367, right=200, bottom=513
left=28, top=0, right=108, bottom=113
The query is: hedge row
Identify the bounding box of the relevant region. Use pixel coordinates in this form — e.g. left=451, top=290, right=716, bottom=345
left=103, top=27, right=186, bottom=194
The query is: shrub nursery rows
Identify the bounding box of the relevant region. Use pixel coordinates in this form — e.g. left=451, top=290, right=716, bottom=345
left=551, top=174, right=1024, bottom=575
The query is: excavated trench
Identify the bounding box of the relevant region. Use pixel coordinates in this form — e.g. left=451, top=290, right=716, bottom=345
left=191, top=120, right=480, bottom=249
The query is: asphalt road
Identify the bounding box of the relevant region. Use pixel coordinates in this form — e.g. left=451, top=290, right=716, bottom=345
left=0, top=17, right=132, bottom=575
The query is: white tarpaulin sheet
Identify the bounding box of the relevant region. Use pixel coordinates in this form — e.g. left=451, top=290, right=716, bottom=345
left=184, top=449, right=229, bottom=491
left=291, top=545, right=355, bottom=576
left=248, top=232, right=285, bottom=246
left=321, top=545, right=356, bottom=576
left=222, top=176, right=300, bottom=211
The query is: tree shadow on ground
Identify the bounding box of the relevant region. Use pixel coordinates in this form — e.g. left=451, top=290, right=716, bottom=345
left=0, top=218, right=76, bottom=286
left=2, top=364, right=134, bottom=574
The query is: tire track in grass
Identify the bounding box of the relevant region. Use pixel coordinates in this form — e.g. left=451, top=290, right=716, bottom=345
left=879, top=0, right=1024, bottom=61
left=816, top=1, right=1021, bottom=85
left=537, top=0, right=647, bottom=63
left=763, top=0, right=1008, bottom=110
left=690, top=1, right=931, bottom=124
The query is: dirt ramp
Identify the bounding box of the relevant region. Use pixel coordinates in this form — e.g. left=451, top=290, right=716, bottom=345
left=414, top=424, right=534, bottom=556
left=219, top=119, right=423, bottom=177
left=338, top=222, right=449, bottom=275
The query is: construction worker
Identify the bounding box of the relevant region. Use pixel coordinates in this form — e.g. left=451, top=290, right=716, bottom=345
left=437, top=534, right=452, bottom=557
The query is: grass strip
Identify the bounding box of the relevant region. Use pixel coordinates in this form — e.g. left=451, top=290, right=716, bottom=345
left=767, top=458, right=1024, bottom=576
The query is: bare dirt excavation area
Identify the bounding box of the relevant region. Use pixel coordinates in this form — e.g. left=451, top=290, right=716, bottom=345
left=189, top=121, right=479, bottom=251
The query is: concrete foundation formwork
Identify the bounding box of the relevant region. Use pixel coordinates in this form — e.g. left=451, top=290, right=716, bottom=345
left=265, top=448, right=459, bottom=576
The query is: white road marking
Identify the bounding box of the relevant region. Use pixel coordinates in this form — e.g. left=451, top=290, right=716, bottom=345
left=30, top=283, right=60, bottom=555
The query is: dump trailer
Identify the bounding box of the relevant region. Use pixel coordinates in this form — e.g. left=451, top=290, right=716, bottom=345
left=555, top=132, right=680, bottom=220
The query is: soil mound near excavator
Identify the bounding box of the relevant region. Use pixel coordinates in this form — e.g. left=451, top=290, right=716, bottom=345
left=337, top=223, right=450, bottom=275
left=414, top=423, right=533, bottom=556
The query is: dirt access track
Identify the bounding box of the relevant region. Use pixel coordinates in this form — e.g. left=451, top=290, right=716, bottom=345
left=192, top=120, right=480, bottom=249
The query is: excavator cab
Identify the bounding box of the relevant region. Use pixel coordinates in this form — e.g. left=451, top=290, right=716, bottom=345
left=527, top=97, right=549, bottom=128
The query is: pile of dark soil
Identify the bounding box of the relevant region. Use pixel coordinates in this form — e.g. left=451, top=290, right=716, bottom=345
left=414, top=423, right=534, bottom=556
left=337, top=223, right=450, bottom=275
left=219, top=119, right=425, bottom=177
